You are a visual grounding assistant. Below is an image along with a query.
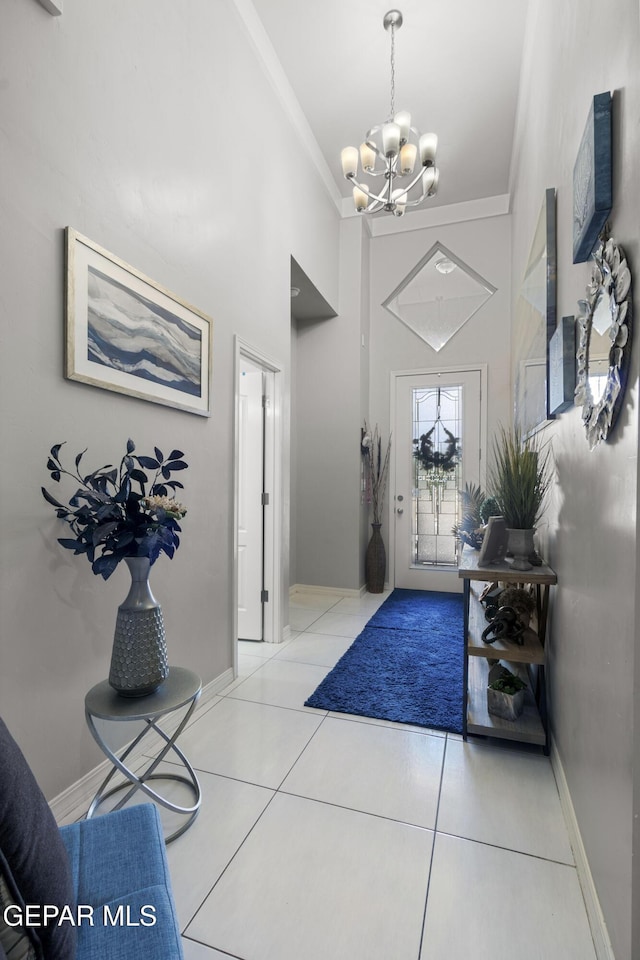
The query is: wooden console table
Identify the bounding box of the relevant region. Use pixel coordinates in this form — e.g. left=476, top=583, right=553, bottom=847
left=458, top=548, right=557, bottom=752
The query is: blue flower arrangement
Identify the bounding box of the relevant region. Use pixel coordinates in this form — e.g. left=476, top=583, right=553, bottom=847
left=42, top=439, right=187, bottom=579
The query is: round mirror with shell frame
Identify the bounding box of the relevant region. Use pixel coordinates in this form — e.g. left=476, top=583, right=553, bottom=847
left=575, top=232, right=633, bottom=448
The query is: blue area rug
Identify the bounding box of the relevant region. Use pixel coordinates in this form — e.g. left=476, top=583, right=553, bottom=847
left=304, top=589, right=464, bottom=733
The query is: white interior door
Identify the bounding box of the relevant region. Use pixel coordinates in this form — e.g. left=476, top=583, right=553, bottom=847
left=393, top=369, right=482, bottom=592
left=238, top=357, right=264, bottom=640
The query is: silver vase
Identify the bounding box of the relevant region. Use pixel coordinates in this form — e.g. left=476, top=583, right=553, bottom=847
left=109, top=557, right=169, bottom=697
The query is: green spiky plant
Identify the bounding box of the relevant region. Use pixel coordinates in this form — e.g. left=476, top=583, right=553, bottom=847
left=453, top=482, right=486, bottom=549
left=488, top=425, right=552, bottom=529
left=488, top=670, right=527, bottom=695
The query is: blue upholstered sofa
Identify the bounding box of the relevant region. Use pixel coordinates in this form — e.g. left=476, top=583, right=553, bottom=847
left=0, top=718, right=183, bottom=960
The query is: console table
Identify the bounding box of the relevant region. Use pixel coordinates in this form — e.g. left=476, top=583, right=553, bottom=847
left=458, top=548, right=557, bottom=752
left=84, top=666, right=202, bottom=842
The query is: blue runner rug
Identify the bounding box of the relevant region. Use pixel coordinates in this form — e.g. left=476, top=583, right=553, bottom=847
left=304, top=589, right=464, bottom=733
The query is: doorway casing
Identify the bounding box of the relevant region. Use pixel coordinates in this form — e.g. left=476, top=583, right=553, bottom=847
left=233, top=338, right=283, bottom=675
left=388, top=363, right=488, bottom=590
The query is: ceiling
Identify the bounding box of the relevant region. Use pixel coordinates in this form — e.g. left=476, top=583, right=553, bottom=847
left=250, top=0, right=530, bottom=212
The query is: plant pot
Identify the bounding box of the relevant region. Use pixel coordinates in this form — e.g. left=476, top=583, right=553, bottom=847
left=109, top=557, right=169, bottom=697
left=366, top=523, right=386, bottom=594
left=506, top=527, right=535, bottom=571
left=487, top=685, right=526, bottom=721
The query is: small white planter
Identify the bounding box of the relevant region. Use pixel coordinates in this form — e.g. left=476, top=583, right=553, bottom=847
left=487, top=686, right=525, bottom=721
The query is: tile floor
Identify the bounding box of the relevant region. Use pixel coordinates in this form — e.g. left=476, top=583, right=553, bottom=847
left=152, top=590, right=597, bottom=960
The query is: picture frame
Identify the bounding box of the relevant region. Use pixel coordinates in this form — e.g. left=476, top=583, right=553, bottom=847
left=573, top=92, right=612, bottom=264
left=548, top=315, right=576, bottom=415
left=513, top=188, right=557, bottom=436
left=477, top=516, right=509, bottom=568
left=65, top=228, right=213, bottom=416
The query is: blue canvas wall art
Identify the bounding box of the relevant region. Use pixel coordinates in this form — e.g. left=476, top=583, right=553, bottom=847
left=87, top=267, right=202, bottom=398
left=65, top=229, right=213, bottom=416
left=573, top=92, right=612, bottom=264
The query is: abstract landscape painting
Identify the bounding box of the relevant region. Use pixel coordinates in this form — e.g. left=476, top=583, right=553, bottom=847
left=65, top=229, right=212, bottom=415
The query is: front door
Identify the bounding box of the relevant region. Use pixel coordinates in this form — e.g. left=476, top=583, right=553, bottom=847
left=393, top=369, right=482, bottom=591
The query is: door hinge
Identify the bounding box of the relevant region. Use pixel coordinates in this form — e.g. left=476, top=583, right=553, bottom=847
left=261, top=492, right=270, bottom=506
left=262, top=394, right=267, bottom=408
left=261, top=589, right=269, bottom=603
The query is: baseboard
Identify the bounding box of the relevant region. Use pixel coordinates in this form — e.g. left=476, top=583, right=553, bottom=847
left=289, top=583, right=367, bottom=599
left=550, top=737, right=615, bottom=960
left=50, top=668, right=233, bottom=827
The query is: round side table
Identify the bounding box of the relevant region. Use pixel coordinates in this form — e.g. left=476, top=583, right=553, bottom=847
left=84, top=666, right=202, bottom=842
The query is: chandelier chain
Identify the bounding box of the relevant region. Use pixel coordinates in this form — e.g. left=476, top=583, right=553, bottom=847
left=389, top=23, right=396, bottom=118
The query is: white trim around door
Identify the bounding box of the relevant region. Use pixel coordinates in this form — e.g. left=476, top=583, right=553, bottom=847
left=233, top=338, right=284, bottom=677
left=388, top=363, right=488, bottom=591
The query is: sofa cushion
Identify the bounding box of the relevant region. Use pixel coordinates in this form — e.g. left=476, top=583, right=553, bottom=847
left=60, top=804, right=183, bottom=960
left=0, top=718, right=76, bottom=960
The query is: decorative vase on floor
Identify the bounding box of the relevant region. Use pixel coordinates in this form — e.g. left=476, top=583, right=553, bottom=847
left=506, top=528, right=535, bottom=572
left=109, top=557, right=169, bottom=698
left=366, top=523, right=386, bottom=594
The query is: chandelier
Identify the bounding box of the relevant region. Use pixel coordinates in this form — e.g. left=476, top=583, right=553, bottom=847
left=340, top=10, right=439, bottom=217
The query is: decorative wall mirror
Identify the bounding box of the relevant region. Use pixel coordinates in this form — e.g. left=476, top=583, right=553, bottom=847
left=514, top=188, right=557, bottom=436
left=575, top=232, right=633, bottom=448
left=381, top=241, right=496, bottom=352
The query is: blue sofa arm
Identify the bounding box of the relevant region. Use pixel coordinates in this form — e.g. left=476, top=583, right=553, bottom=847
left=60, top=805, right=184, bottom=960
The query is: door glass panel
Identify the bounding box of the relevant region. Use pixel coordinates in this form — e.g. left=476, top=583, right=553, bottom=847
left=412, top=385, right=462, bottom=567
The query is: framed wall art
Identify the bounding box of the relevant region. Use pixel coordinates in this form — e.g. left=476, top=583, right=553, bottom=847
left=65, top=228, right=213, bottom=416
left=513, top=188, right=557, bottom=436
left=548, top=315, right=576, bottom=415
left=573, top=92, right=612, bottom=264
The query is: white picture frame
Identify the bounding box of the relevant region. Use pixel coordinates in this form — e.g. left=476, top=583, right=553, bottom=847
left=65, top=228, right=213, bottom=416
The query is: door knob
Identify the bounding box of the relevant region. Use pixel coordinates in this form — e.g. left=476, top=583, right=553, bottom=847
left=397, top=507, right=404, bottom=515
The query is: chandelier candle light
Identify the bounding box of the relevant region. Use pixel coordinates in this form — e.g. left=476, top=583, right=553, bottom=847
left=341, top=9, right=439, bottom=216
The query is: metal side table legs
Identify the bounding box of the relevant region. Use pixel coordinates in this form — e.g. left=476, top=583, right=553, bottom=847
left=84, top=667, right=202, bottom=842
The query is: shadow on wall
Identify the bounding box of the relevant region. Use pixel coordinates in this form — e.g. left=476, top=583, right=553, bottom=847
left=291, top=257, right=337, bottom=323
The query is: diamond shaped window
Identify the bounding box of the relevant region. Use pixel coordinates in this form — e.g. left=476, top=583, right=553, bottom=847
left=382, top=242, right=497, bottom=352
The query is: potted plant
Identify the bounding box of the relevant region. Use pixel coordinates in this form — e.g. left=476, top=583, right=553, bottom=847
left=488, top=425, right=552, bottom=570
left=453, top=486, right=503, bottom=551
left=452, top=482, right=486, bottom=550
left=42, top=439, right=188, bottom=696
left=487, top=666, right=527, bottom=721
left=43, top=439, right=187, bottom=579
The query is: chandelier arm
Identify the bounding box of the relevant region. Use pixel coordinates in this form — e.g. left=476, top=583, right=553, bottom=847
left=385, top=163, right=395, bottom=207
left=364, top=133, right=398, bottom=168
left=395, top=166, right=428, bottom=198
left=404, top=193, right=430, bottom=208
left=348, top=175, right=394, bottom=206
left=360, top=166, right=395, bottom=178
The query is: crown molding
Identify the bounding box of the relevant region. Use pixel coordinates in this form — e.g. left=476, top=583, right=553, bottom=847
left=366, top=194, right=511, bottom=237
left=230, top=0, right=343, bottom=215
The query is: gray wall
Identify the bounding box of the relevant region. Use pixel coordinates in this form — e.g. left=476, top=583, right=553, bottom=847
left=509, top=3, right=640, bottom=958
left=292, top=219, right=369, bottom=591
left=0, top=0, right=339, bottom=798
